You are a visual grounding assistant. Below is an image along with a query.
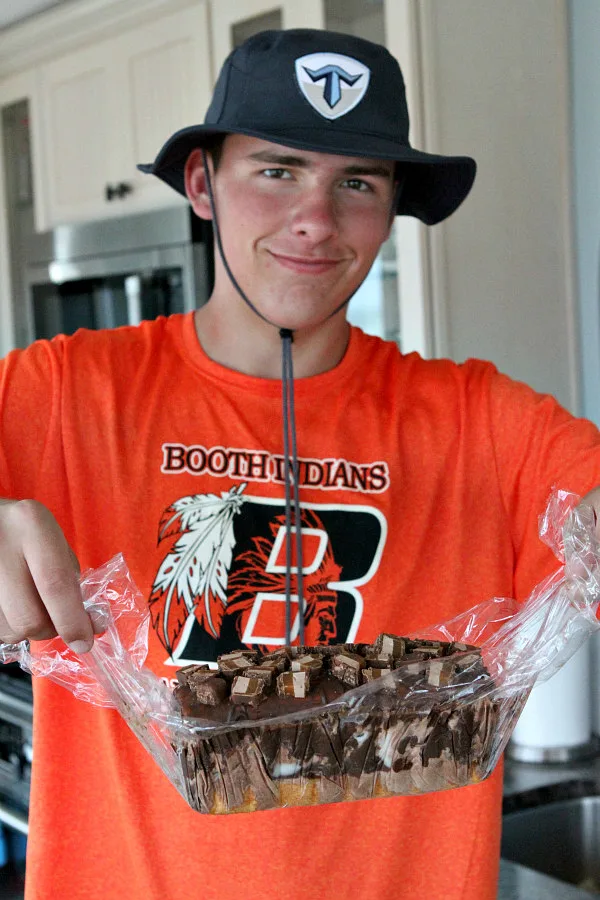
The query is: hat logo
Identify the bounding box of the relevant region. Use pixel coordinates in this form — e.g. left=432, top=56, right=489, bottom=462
left=294, top=52, right=370, bottom=121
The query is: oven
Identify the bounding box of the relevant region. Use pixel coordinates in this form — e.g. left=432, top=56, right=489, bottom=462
left=20, top=206, right=213, bottom=346
left=0, top=663, right=31, bottom=897
left=3, top=98, right=214, bottom=352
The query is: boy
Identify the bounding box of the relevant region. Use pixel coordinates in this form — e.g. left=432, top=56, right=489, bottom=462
left=1, top=28, right=600, bottom=900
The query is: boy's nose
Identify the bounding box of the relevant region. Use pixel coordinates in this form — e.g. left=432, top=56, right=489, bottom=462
left=289, top=187, right=338, bottom=243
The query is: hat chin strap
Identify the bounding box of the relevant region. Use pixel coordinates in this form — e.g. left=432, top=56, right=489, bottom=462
left=200, top=149, right=402, bottom=648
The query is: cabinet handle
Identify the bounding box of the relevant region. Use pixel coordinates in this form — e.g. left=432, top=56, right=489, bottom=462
left=116, top=181, right=133, bottom=199
left=105, top=182, right=133, bottom=202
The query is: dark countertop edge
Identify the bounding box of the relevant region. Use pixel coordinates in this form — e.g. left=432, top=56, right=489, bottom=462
left=498, top=859, right=598, bottom=899
left=500, top=756, right=600, bottom=897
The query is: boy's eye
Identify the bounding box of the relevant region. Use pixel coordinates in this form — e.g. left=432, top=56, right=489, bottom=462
left=344, top=178, right=371, bottom=192
left=262, top=168, right=291, bottom=179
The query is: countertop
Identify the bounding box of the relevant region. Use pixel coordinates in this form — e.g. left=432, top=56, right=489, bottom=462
left=498, top=859, right=598, bottom=899
left=503, top=753, right=600, bottom=799
left=498, top=754, right=600, bottom=899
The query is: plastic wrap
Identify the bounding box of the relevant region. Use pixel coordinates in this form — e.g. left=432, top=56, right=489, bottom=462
left=2, top=489, right=600, bottom=814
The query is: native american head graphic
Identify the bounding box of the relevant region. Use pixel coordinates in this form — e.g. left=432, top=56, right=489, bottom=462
left=149, top=485, right=341, bottom=657
left=149, top=484, right=246, bottom=655
left=227, top=508, right=342, bottom=651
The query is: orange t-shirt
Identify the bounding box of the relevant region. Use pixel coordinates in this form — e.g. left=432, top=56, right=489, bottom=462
left=1, top=314, right=600, bottom=900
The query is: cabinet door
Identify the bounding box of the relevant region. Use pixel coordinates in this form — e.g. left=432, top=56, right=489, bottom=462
left=37, top=2, right=211, bottom=228
left=0, top=71, right=39, bottom=354
left=211, top=0, right=325, bottom=75
left=38, top=38, right=124, bottom=227
left=116, top=2, right=212, bottom=214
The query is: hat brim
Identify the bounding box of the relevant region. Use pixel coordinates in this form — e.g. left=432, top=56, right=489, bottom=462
left=138, top=124, right=476, bottom=226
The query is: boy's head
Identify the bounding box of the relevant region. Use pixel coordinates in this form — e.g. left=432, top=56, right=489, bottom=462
left=139, top=28, right=476, bottom=226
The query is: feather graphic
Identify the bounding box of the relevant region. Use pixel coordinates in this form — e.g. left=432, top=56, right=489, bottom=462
left=149, top=484, right=246, bottom=653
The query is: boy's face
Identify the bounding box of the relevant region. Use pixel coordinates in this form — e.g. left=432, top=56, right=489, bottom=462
left=186, top=134, right=396, bottom=332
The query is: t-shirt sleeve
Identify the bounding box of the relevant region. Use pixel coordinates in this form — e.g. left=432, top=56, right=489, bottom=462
left=0, top=338, right=65, bottom=499
left=482, top=362, right=600, bottom=597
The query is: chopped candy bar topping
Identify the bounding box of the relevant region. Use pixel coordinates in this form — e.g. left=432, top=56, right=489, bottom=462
left=375, top=633, right=406, bottom=659
left=176, top=634, right=484, bottom=711
left=243, top=665, right=277, bottom=685
left=175, top=664, right=214, bottom=687
left=365, top=650, right=393, bottom=669
left=186, top=674, right=227, bottom=707
left=427, top=659, right=453, bottom=687
left=218, top=655, right=257, bottom=680
left=260, top=649, right=290, bottom=673
left=331, top=651, right=365, bottom=687
left=276, top=670, right=310, bottom=698
left=291, top=654, right=323, bottom=674
left=362, top=667, right=387, bottom=683
left=230, top=675, right=266, bottom=706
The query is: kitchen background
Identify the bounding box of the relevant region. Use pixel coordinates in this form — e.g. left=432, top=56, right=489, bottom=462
left=0, top=0, right=599, bottom=897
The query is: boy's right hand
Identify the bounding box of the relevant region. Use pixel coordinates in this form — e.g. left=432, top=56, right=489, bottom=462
left=0, top=499, right=95, bottom=653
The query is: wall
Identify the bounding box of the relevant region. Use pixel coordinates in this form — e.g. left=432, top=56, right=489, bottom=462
left=420, top=0, right=579, bottom=413
left=569, top=0, right=600, bottom=736
left=417, top=1, right=600, bottom=749
left=569, top=0, right=600, bottom=427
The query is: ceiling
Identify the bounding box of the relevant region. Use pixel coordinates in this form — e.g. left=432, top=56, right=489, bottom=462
left=0, top=0, right=69, bottom=32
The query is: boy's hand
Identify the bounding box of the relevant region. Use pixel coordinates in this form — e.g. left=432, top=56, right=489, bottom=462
left=0, top=499, right=95, bottom=653
left=580, top=486, right=600, bottom=533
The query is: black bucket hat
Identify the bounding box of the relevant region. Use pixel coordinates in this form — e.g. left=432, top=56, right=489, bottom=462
left=138, top=28, right=476, bottom=226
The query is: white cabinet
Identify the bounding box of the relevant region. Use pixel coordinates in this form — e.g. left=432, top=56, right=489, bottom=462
left=36, top=2, right=211, bottom=228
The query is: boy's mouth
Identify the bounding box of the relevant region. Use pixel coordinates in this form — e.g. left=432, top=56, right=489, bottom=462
left=268, top=251, right=344, bottom=275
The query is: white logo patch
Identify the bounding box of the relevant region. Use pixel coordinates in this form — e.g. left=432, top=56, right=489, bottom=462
left=294, top=52, right=370, bottom=121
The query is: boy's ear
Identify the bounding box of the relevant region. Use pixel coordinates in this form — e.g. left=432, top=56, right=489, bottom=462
left=185, top=149, right=213, bottom=220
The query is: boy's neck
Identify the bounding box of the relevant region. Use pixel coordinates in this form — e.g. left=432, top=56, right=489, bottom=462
left=193, top=302, right=351, bottom=379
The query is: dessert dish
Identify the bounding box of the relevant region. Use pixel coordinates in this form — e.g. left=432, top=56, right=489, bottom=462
left=172, top=634, right=501, bottom=814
